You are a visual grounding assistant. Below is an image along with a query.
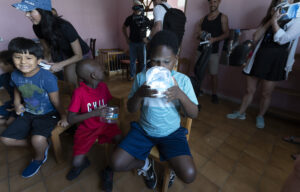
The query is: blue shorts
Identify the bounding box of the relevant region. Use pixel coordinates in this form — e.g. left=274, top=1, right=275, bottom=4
left=119, top=122, right=191, bottom=161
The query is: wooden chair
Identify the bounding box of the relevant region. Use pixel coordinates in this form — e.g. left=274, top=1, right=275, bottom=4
left=149, top=116, right=192, bottom=192
left=90, top=38, right=96, bottom=59
left=51, top=80, right=126, bottom=163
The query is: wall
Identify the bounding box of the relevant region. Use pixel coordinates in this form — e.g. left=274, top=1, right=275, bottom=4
left=0, top=0, right=119, bottom=51
left=182, top=0, right=300, bottom=113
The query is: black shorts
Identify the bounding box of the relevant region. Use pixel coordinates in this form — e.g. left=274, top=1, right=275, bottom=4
left=1, top=111, right=59, bottom=140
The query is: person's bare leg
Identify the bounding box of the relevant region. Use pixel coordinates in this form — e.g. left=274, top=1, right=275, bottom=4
left=239, top=76, right=259, bottom=114
left=72, top=154, right=86, bottom=167
left=31, top=135, right=48, bottom=161
left=168, top=155, right=197, bottom=184
left=211, top=74, right=218, bottom=95
left=0, top=137, right=28, bottom=146
left=6, top=116, right=16, bottom=126
left=111, top=147, right=145, bottom=171
left=64, top=63, right=78, bottom=87
left=258, top=80, right=277, bottom=116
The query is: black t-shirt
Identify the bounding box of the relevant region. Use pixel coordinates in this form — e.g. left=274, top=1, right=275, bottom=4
left=201, top=13, right=224, bottom=53
left=33, top=21, right=90, bottom=62
left=124, top=14, right=151, bottom=43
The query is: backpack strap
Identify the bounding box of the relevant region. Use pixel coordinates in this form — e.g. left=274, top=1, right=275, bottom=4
left=159, top=3, right=169, bottom=11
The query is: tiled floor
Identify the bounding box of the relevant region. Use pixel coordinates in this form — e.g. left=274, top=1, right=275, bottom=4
left=0, top=76, right=299, bottom=192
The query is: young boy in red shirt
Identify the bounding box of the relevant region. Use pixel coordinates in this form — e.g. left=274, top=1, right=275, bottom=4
left=66, top=59, right=122, bottom=192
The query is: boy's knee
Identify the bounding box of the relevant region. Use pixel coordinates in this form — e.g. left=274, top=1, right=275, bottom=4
left=0, top=136, right=13, bottom=146
left=31, top=135, right=47, bottom=145
left=110, top=155, right=124, bottom=171
left=180, top=167, right=197, bottom=184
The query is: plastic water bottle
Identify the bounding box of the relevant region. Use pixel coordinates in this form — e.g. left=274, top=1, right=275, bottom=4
left=99, top=106, right=119, bottom=124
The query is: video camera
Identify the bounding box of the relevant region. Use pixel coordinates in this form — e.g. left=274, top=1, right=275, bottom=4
left=275, top=0, right=300, bottom=21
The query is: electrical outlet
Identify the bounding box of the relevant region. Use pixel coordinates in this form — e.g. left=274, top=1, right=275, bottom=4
left=0, top=37, right=3, bottom=42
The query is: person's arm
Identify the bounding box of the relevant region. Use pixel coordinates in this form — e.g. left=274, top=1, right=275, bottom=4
left=150, top=21, right=163, bottom=39
left=253, top=20, right=272, bottom=43
left=272, top=10, right=300, bottom=45
left=67, top=107, right=105, bottom=125
left=164, top=79, right=198, bottom=118
left=127, top=84, right=158, bottom=113
left=13, top=88, right=24, bottom=115
left=122, top=25, right=130, bottom=44
left=210, top=14, right=230, bottom=44
left=49, top=91, right=69, bottom=127
left=50, top=39, right=83, bottom=73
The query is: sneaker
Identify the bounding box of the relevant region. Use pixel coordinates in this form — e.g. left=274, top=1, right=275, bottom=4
left=256, top=116, right=265, bottom=129
left=43, top=141, right=51, bottom=164
left=197, top=104, right=202, bottom=112
left=137, top=158, right=157, bottom=189
left=168, top=170, right=176, bottom=188
left=101, top=167, right=114, bottom=192
left=227, top=111, right=246, bottom=120
left=66, top=158, right=90, bottom=180
left=211, top=94, right=219, bottom=104
left=22, top=160, right=44, bottom=178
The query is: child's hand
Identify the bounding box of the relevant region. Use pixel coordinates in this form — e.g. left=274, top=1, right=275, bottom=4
left=136, top=84, right=158, bottom=98
left=164, top=78, right=183, bottom=102
left=92, top=107, right=107, bottom=117
left=15, top=104, right=25, bottom=115
left=58, top=116, right=69, bottom=127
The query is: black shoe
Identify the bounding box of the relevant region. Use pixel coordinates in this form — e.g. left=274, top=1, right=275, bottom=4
left=66, top=158, right=90, bottom=180
left=197, top=104, right=202, bottom=111
left=211, top=94, right=219, bottom=104
left=138, top=158, right=157, bottom=189
left=101, top=167, right=114, bottom=192
left=168, top=170, right=176, bottom=188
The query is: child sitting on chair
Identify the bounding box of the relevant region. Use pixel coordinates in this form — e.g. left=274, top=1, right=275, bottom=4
left=111, top=30, right=199, bottom=189
left=0, top=50, right=16, bottom=126
left=0, top=37, right=68, bottom=178
left=66, top=59, right=122, bottom=192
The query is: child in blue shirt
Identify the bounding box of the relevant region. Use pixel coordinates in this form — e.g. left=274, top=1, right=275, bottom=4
left=0, top=37, right=68, bottom=178
left=111, top=30, right=199, bottom=189
left=0, top=50, right=16, bottom=126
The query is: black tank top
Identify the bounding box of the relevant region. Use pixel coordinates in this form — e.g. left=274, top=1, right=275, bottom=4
left=201, top=13, right=223, bottom=53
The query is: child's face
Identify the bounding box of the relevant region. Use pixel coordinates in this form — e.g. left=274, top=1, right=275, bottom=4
left=12, top=51, right=40, bottom=76
left=150, top=45, right=177, bottom=71
left=0, top=61, right=13, bottom=73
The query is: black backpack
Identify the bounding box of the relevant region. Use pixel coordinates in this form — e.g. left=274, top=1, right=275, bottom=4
left=160, top=4, right=186, bottom=46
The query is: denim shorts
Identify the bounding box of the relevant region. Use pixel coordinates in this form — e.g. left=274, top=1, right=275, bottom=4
left=119, top=122, right=191, bottom=161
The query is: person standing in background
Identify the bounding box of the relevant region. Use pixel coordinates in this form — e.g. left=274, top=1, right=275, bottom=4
left=196, top=0, right=229, bottom=104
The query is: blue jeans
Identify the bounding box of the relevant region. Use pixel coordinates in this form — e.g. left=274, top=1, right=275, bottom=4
left=129, top=42, right=146, bottom=77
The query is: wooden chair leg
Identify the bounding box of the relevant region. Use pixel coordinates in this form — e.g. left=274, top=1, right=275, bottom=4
left=162, top=167, right=171, bottom=192
left=51, top=129, right=64, bottom=164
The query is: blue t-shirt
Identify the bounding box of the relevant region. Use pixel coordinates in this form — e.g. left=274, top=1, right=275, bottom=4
left=11, top=68, right=58, bottom=115
left=128, top=70, right=198, bottom=137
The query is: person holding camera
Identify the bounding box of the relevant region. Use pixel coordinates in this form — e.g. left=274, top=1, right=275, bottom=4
left=122, top=0, right=151, bottom=81
left=227, top=0, right=300, bottom=129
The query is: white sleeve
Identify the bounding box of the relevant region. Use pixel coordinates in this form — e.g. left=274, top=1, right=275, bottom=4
left=274, top=18, right=300, bottom=45
left=153, top=5, right=165, bottom=23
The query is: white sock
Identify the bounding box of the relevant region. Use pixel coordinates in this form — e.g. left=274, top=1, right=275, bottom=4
left=141, top=158, right=150, bottom=171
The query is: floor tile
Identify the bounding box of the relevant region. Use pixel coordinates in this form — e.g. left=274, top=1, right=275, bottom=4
left=0, top=164, right=8, bottom=181
left=222, top=176, right=257, bottom=192
left=238, top=152, right=266, bottom=175
left=210, top=151, right=236, bottom=172
left=231, top=163, right=261, bottom=189
left=9, top=172, right=42, bottom=192
left=0, top=179, right=9, bottom=192
left=191, top=150, right=208, bottom=172
left=20, top=182, right=47, bottom=192
left=218, top=143, right=241, bottom=161
left=183, top=172, right=219, bottom=192
left=200, top=161, right=229, bottom=187
left=259, top=177, right=282, bottom=192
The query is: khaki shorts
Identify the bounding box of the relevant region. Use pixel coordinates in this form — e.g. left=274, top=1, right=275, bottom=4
left=196, top=52, right=220, bottom=75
